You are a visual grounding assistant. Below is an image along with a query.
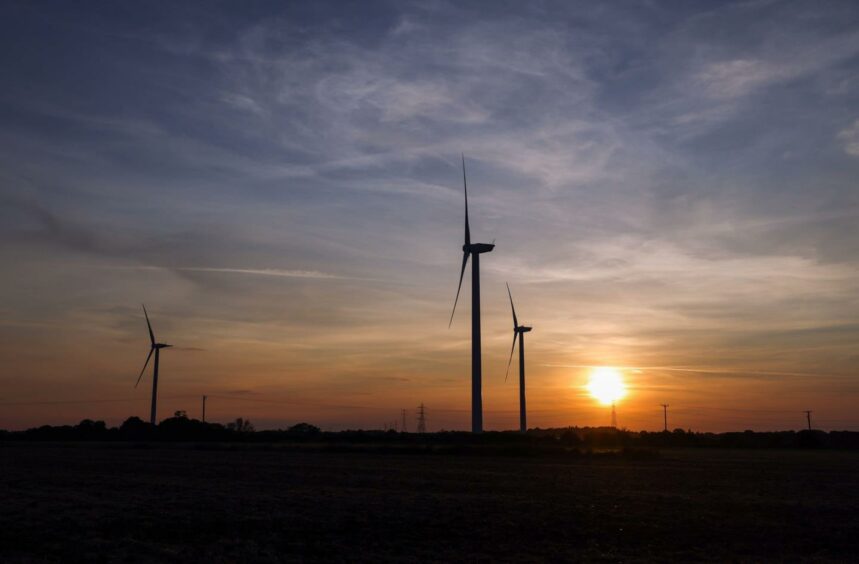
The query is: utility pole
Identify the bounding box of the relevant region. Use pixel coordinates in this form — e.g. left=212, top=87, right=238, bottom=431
left=804, top=410, right=812, bottom=431
left=202, top=395, right=207, bottom=423
left=661, top=404, right=669, bottom=432
left=611, top=401, right=617, bottom=428
left=401, top=409, right=408, bottom=433
left=416, top=403, right=427, bottom=434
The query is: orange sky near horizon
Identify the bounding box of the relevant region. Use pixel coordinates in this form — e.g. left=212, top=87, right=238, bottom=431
left=1, top=290, right=856, bottom=432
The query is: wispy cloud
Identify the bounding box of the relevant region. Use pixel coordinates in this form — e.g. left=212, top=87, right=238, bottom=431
left=838, top=119, right=859, bottom=157
left=98, top=265, right=347, bottom=280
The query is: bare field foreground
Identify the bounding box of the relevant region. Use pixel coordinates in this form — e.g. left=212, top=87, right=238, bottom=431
left=1, top=444, right=857, bottom=562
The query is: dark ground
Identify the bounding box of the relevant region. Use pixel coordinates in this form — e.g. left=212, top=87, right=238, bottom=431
left=1, top=444, right=857, bottom=562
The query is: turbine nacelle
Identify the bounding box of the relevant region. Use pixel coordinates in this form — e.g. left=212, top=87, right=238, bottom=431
left=154, top=343, right=172, bottom=349
left=463, top=243, right=495, bottom=254
left=515, top=326, right=532, bottom=333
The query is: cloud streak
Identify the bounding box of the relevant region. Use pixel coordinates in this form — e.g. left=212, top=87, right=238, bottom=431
left=101, top=265, right=346, bottom=280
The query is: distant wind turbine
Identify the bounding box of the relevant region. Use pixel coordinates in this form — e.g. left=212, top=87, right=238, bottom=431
left=135, top=305, right=172, bottom=425
left=505, top=283, right=532, bottom=434
left=449, top=154, right=495, bottom=433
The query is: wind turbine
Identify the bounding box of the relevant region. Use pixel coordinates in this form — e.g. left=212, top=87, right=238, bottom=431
left=449, top=154, right=495, bottom=433
left=504, top=283, right=532, bottom=433
left=135, top=304, right=172, bottom=425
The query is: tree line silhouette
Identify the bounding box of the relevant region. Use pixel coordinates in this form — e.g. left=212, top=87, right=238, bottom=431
left=1, top=414, right=857, bottom=450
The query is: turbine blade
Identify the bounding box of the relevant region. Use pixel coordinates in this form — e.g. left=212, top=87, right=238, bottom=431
left=505, top=332, right=517, bottom=383
left=142, top=304, right=155, bottom=346
left=135, top=347, right=154, bottom=388
left=449, top=251, right=470, bottom=327
left=506, top=282, right=518, bottom=328
left=462, top=153, right=470, bottom=246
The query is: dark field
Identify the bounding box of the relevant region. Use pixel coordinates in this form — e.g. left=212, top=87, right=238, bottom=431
left=1, top=445, right=857, bottom=562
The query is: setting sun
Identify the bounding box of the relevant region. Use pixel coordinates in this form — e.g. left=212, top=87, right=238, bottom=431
left=586, top=367, right=627, bottom=405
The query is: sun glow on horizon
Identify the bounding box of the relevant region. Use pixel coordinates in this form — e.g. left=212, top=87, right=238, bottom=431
left=586, top=367, right=627, bottom=405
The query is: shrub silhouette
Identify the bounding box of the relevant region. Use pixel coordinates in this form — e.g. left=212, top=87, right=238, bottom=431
left=288, top=422, right=321, bottom=435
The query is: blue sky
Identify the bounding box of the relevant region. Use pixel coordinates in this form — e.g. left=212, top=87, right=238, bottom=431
left=1, top=1, right=858, bottom=431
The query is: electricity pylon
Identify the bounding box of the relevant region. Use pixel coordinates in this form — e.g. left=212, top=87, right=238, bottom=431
left=416, top=403, right=427, bottom=434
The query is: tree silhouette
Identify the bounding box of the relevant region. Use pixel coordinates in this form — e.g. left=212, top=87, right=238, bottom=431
left=227, top=418, right=254, bottom=433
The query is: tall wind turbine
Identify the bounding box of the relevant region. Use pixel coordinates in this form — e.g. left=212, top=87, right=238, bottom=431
left=449, top=154, right=495, bottom=433
left=505, top=283, right=532, bottom=433
left=135, top=305, right=172, bottom=425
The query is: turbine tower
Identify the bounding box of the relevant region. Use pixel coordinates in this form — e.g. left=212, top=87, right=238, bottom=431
left=504, top=283, right=532, bottom=434
left=135, top=305, right=172, bottom=425
left=804, top=410, right=812, bottom=431
left=449, top=154, right=495, bottom=433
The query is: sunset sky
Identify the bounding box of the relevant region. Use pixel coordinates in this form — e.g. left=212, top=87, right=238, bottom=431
left=1, top=1, right=857, bottom=432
